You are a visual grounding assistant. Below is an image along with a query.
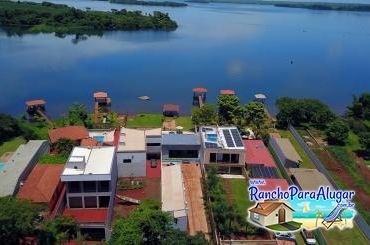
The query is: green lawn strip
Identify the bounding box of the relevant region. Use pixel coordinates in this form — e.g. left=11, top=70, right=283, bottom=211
left=322, top=225, right=369, bottom=245
left=266, top=224, right=290, bottom=231
left=0, top=137, right=26, bottom=158
left=226, top=179, right=254, bottom=217
left=126, top=113, right=163, bottom=128
left=279, top=130, right=316, bottom=169
left=19, top=120, right=51, bottom=140
left=39, top=154, right=68, bottom=164
left=174, top=116, right=194, bottom=131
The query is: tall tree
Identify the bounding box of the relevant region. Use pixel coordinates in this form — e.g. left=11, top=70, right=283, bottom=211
left=347, top=92, right=370, bottom=120
left=0, top=113, right=22, bottom=144
left=53, top=138, right=79, bottom=155
left=325, top=119, right=349, bottom=145
left=38, top=215, right=79, bottom=245
left=0, top=196, right=44, bottom=244
left=192, top=104, right=218, bottom=126
left=217, top=95, right=240, bottom=125
left=359, top=132, right=370, bottom=153
left=244, top=101, right=267, bottom=127
left=67, top=102, right=88, bottom=126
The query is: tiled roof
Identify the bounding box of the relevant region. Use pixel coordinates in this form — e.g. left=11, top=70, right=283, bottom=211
left=244, top=140, right=276, bottom=168
left=163, top=104, right=180, bottom=112
left=192, top=88, right=207, bottom=93
left=17, top=164, right=64, bottom=204
left=80, top=138, right=98, bottom=147
left=93, top=92, right=107, bottom=98
left=220, top=90, right=235, bottom=95
left=63, top=208, right=108, bottom=223
left=250, top=202, right=294, bottom=216
left=48, top=126, right=89, bottom=143
left=26, top=100, right=46, bottom=106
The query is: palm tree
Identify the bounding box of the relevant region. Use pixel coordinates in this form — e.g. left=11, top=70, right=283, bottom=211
left=315, top=209, right=324, bottom=227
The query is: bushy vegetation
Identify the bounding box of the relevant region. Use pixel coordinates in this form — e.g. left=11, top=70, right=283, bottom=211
left=0, top=1, right=178, bottom=36
left=111, top=0, right=187, bottom=7
left=325, top=119, right=349, bottom=145
left=191, top=104, right=218, bottom=126
left=39, top=153, right=68, bottom=164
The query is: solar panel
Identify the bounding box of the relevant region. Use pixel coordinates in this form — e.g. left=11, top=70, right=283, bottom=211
left=251, top=165, right=278, bottom=178
left=205, top=142, right=218, bottom=148
left=230, top=129, right=244, bottom=147
left=222, top=129, right=235, bottom=147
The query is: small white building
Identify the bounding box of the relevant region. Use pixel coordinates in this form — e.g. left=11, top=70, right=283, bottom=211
left=116, top=128, right=146, bottom=177
left=249, top=201, right=294, bottom=227
left=161, top=164, right=187, bottom=231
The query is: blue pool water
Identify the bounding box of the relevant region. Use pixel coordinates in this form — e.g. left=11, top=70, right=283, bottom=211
left=94, top=136, right=105, bottom=142
left=0, top=163, right=6, bottom=171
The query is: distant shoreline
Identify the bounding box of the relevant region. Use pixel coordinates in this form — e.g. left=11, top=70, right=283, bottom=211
left=187, top=0, right=370, bottom=12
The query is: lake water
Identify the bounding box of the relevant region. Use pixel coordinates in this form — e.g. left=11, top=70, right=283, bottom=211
left=1, top=0, right=370, bottom=117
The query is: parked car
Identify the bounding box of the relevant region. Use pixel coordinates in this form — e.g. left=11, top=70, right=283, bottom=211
left=150, top=159, right=157, bottom=168
left=301, top=229, right=316, bottom=245
left=274, top=232, right=296, bottom=241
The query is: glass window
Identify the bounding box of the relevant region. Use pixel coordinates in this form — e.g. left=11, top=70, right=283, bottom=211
left=147, top=143, right=161, bottom=146
left=210, top=153, right=216, bottom=163
left=83, top=181, right=96, bottom=193
left=84, top=196, right=97, bottom=208
left=99, top=196, right=110, bottom=208
left=69, top=197, right=83, bottom=208
left=216, top=153, right=223, bottom=162
left=231, top=154, right=239, bottom=163
left=222, top=154, right=230, bottom=163
left=253, top=213, right=260, bottom=220
left=123, top=159, right=131, bottom=163
left=98, top=181, right=110, bottom=192
left=68, top=182, right=81, bottom=193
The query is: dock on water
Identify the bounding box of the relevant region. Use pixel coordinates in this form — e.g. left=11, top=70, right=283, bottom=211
left=25, top=99, right=53, bottom=125
left=93, top=91, right=111, bottom=125
left=192, top=87, right=207, bottom=108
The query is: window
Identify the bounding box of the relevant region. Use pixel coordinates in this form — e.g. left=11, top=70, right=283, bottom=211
left=231, top=154, right=239, bottom=163
left=210, top=153, right=216, bottom=163
left=216, top=153, right=223, bottom=162
left=68, top=182, right=81, bottom=193
left=169, top=150, right=198, bottom=158
left=99, top=196, right=110, bottom=208
left=98, top=181, right=110, bottom=192
left=83, top=181, right=96, bottom=193
left=84, top=196, right=97, bottom=208
left=222, top=154, right=230, bottom=162
left=147, top=143, right=161, bottom=146
left=253, top=213, right=260, bottom=220
left=69, top=197, right=83, bottom=208
left=123, top=159, right=131, bottom=163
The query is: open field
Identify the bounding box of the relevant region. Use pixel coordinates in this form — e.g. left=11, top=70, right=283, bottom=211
left=0, top=137, right=26, bottom=158
left=175, top=116, right=194, bottom=131
left=126, top=113, right=163, bottom=128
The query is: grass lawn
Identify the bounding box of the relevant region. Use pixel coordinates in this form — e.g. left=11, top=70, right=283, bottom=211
left=0, top=137, right=26, bottom=158
left=346, top=131, right=362, bottom=152
left=322, top=225, right=369, bottom=245
left=226, top=179, right=254, bottom=217
left=39, top=154, right=68, bottom=164
left=266, top=224, right=290, bottom=231
left=126, top=113, right=163, bottom=128
left=174, top=116, right=194, bottom=131
left=279, top=130, right=316, bottom=169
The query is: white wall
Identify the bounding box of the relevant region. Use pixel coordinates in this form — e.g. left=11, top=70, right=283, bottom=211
left=116, top=152, right=146, bottom=177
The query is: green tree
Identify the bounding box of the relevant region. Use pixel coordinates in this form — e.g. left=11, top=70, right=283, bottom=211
left=38, top=215, right=79, bottom=245
left=217, top=95, right=240, bottom=125
left=161, top=230, right=209, bottom=245
left=326, top=119, right=349, bottom=145
left=53, top=138, right=79, bottom=155
left=192, top=104, right=218, bottom=126
left=359, top=132, right=370, bottom=153
left=67, top=102, right=88, bottom=126
left=347, top=92, right=370, bottom=119
left=0, top=113, right=22, bottom=144
left=0, top=196, right=45, bottom=244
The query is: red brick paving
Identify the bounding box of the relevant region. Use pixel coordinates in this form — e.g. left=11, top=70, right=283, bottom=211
left=146, top=160, right=161, bottom=178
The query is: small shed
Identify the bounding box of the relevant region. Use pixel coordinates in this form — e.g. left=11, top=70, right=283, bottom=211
left=163, top=104, right=180, bottom=117
left=250, top=201, right=294, bottom=227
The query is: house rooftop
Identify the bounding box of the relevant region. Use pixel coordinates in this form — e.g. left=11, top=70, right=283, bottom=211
left=0, top=140, right=49, bottom=196
left=200, top=126, right=244, bottom=150
left=61, top=146, right=115, bottom=181
left=244, top=140, right=276, bottom=168
left=163, top=104, right=180, bottom=112
left=193, top=88, right=207, bottom=93
left=250, top=201, right=294, bottom=216
left=220, top=90, right=235, bottom=95
left=289, top=168, right=334, bottom=190
left=254, top=94, right=267, bottom=99
left=26, top=100, right=46, bottom=106
left=274, top=138, right=302, bottom=163
left=118, top=128, right=146, bottom=152
left=161, top=164, right=187, bottom=218
left=93, top=91, right=108, bottom=98
left=17, top=164, right=64, bottom=204
left=144, top=128, right=162, bottom=137
left=162, top=133, right=200, bottom=146
left=48, top=126, right=89, bottom=144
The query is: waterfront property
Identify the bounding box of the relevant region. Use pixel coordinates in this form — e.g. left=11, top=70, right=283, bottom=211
left=200, top=126, right=245, bottom=174
left=48, top=126, right=89, bottom=144
left=250, top=201, right=294, bottom=227
left=161, top=132, right=201, bottom=162
left=163, top=104, right=180, bottom=117
left=60, top=146, right=117, bottom=240
left=270, top=137, right=302, bottom=168
left=0, top=140, right=49, bottom=197
left=17, top=164, right=64, bottom=215
left=116, top=128, right=146, bottom=177
left=161, top=163, right=187, bottom=231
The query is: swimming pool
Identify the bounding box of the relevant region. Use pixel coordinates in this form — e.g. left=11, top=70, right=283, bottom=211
left=94, top=136, right=105, bottom=142
left=0, top=163, right=6, bottom=171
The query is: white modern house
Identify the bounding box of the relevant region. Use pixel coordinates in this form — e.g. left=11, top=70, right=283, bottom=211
left=116, top=128, right=146, bottom=177
left=60, top=146, right=117, bottom=240
left=161, top=163, right=188, bottom=232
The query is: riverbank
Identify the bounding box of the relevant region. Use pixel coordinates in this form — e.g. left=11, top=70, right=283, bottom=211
left=110, top=0, right=187, bottom=7
left=0, top=1, right=177, bottom=35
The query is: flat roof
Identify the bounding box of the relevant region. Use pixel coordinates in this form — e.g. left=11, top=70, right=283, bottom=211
left=193, top=88, right=207, bottom=93
left=118, top=128, right=146, bottom=152
left=274, top=138, right=302, bottom=163
left=63, top=208, right=108, bottom=223
left=144, top=128, right=162, bottom=137
left=61, top=146, right=115, bottom=181
left=200, top=126, right=244, bottom=150
left=244, top=140, right=276, bottom=168
left=162, top=133, right=200, bottom=146
left=161, top=164, right=186, bottom=217
left=17, top=164, right=64, bottom=204
left=93, top=91, right=108, bottom=98
left=0, top=140, right=49, bottom=196
left=289, top=168, right=334, bottom=190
